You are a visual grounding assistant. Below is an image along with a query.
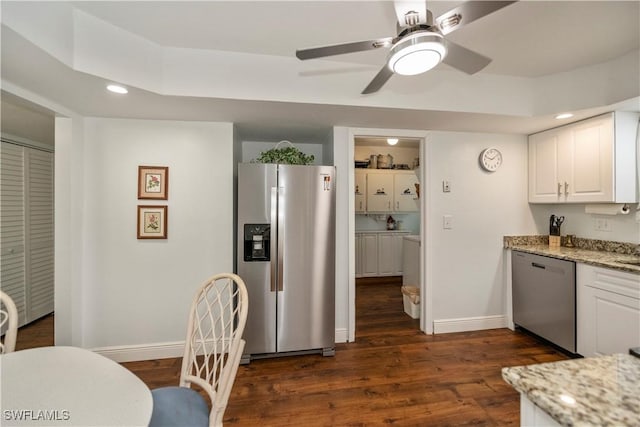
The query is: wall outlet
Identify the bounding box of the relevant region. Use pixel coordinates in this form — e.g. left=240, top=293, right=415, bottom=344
left=442, top=180, right=451, bottom=193
left=443, top=214, right=453, bottom=229
left=594, top=217, right=612, bottom=232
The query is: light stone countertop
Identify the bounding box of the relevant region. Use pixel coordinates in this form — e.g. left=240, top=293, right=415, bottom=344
left=355, top=230, right=411, bottom=233
left=502, top=354, right=640, bottom=427
left=504, top=236, right=640, bottom=274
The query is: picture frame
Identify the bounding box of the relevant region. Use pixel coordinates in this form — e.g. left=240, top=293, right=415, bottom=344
left=138, top=166, right=168, bottom=200
left=137, top=205, right=168, bottom=239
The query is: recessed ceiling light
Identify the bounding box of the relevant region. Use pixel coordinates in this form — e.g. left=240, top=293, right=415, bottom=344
left=107, top=84, right=128, bottom=94
left=387, top=138, right=399, bottom=146
left=555, top=113, right=573, bottom=120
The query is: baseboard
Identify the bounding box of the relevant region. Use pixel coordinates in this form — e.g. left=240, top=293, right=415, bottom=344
left=94, top=329, right=350, bottom=362
left=433, top=315, right=507, bottom=334
left=92, top=341, right=185, bottom=363
left=335, top=328, right=348, bottom=343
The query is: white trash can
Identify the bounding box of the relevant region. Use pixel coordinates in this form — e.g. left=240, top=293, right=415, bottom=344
left=401, top=285, right=420, bottom=319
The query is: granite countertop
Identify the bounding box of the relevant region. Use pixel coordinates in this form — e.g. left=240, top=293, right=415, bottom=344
left=504, top=236, right=640, bottom=274
left=355, top=230, right=411, bottom=234
left=502, top=354, right=640, bottom=427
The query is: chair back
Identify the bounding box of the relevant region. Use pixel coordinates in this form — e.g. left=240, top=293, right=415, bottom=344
left=0, top=291, right=19, bottom=353
left=179, top=273, right=248, bottom=427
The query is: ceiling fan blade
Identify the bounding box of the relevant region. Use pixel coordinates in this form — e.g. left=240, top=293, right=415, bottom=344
left=442, top=40, right=491, bottom=74
left=296, top=37, right=393, bottom=60
left=436, top=1, right=517, bottom=36
left=361, top=66, right=394, bottom=94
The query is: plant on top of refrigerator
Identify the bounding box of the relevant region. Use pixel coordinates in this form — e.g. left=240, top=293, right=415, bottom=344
left=253, top=140, right=315, bottom=165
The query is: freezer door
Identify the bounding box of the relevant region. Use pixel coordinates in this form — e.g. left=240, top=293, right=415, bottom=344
left=237, top=163, right=278, bottom=354
left=277, top=165, right=336, bottom=352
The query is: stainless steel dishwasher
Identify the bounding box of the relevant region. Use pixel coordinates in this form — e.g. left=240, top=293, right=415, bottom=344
left=512, top=251, right=576, bottom=353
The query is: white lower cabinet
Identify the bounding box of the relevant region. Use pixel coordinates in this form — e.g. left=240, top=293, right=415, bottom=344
left=358, top=233, right=379, bottom=277
left=520, top=395, right=560, bottom=427
left=355, top=232, right=408, bottom=277
left=577, top=264, right=640, bottom=357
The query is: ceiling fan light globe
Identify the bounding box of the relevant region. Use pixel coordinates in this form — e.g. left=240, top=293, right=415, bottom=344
left=387, top=33, right=447, bottom=76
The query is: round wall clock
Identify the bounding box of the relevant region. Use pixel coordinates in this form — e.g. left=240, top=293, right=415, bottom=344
left=479, top=147, right=502, bottom=172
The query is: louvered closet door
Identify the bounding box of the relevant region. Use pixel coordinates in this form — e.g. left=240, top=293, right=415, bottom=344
left=1, top=142, right=27, bottom=326
left=0, top=141, right=54, bottom=327
left=26, top=149, right=54, bottom=320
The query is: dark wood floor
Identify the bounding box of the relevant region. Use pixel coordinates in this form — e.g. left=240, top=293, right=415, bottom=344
left=15, top=282, right=568, bottom=426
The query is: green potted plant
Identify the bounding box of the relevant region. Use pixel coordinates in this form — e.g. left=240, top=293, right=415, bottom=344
left=253, top=141, right=315, bottom=165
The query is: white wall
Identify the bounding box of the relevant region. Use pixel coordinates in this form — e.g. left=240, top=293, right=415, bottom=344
left=76, top=118, right=233, bottom=356
left=530, top=204, right=640, bottom=244
left=333, top=127, right=351, bottom=342
left=355, top=213, right=420, bottom=234
left=427, top=132, right=537, bottom=324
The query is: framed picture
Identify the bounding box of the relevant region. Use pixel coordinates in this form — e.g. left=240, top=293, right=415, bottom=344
left=138, top=166, right=168, bottom=200
left=137, top=205, right=168, bottom=239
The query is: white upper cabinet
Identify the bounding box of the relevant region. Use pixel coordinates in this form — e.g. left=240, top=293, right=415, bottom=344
left=362, top=170, right=419, bottom=213
left=354, top=170, right=366, bottom=213
left=366, top=172, right=394, bottom=212
left=393, top=171, right=419, bottom=212
left=528, top=112, right=639, bottom=204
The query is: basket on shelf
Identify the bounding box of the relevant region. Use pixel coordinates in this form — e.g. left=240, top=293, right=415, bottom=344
left=253, top=140, right=315, bottom=165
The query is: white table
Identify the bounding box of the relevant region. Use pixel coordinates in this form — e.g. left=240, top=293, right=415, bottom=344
left=1, top=346, right=153, bottom=426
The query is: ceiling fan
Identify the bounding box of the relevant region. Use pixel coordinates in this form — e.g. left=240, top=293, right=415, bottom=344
left=296, top=1, right=517, bottom=94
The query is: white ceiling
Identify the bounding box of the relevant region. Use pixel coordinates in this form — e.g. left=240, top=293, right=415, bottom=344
left=2, top=1, right=639, bottom=140
left=69, top=1, right=640, bottom=78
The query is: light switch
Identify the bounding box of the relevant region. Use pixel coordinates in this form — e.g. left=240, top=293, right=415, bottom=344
left=443, top=214, right=453, bottom=229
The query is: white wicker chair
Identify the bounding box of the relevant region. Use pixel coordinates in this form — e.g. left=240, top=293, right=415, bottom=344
left=1, top=291, right=19, bottom=354
left=150, top=273, right=249, bottom=427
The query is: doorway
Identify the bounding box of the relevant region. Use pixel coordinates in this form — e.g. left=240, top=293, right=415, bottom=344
left=348, top=129, right=429, bottom=342
left=0, top=93, right=56, bottom=345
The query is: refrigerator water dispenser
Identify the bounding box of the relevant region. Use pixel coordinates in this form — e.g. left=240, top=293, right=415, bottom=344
left=243, top=224, right=270, bottom=262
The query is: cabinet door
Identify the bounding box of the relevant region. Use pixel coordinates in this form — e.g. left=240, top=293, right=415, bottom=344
left=528, top=129, right=561, bottom=203
left=393, top=173, right=418, bottom=212
left=355, top=170, right=366, bottom=213
left=377, top=234, right=394, bottom=276
left=366, top=173, right=393, bottom=212
left=392, top=234, right=405, bottom=274
left=360, top=234, right=379, bottom=277
left=577, top=264, right=640, bottom=357
left=564, top=115, right=614, bottom=202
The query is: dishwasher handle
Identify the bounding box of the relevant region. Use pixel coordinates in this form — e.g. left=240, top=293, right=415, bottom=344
left=531, top=262, right=546, bottom=269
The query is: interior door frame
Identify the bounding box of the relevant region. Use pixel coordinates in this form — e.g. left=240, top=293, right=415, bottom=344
left=347, top=127, right=431, bottom=342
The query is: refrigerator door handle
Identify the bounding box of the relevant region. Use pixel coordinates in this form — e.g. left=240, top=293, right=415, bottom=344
left=270, top=186, right=278, bottom=292
left=277, top=186, right=285, bottom=292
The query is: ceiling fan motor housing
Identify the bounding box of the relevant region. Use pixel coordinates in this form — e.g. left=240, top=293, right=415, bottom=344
left=387, top=31, right=447, bottom=76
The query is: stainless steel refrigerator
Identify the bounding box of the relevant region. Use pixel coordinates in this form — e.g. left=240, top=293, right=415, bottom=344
left=237, top=163, right=335, bottom=362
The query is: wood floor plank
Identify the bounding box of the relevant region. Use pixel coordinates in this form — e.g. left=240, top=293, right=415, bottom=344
left=15, top=281, right=570, bottom=426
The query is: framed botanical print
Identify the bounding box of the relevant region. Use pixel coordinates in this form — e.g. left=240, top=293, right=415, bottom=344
left=137, top=205, right=168, bottom=239
left=138, top=166, right=168, bottom=200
